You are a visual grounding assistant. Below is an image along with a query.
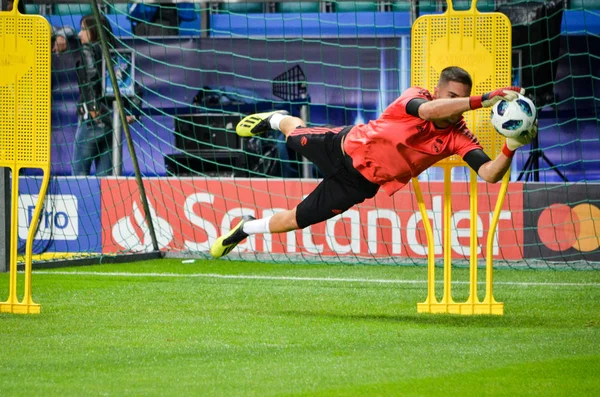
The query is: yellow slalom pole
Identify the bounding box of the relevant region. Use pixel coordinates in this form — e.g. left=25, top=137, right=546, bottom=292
left=468, top=169, right=479, bottom=308
left=0, top=1, right=51, bottom=314
left=22, top=168, right=50, bottom=311
left=442, top=166, right=453, bottom=307
left=6, top=166, right=20, bottom=310
left=482, top=172, right=510, bottom=315
left=411, top=0, right=510, bottom=315
left=414, top=178, right=437, bottom=311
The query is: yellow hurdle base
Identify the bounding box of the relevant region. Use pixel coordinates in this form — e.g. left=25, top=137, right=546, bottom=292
left=0, top=302, right=41, bottom=314
left=417, top=301, right=504, bottom=315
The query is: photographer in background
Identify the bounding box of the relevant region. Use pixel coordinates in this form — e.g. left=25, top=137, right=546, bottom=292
left=67, top=14, right=141, bottom=176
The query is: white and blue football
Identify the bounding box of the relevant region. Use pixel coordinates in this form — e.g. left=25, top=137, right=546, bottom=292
left=491, top=94, right=537, bottom=138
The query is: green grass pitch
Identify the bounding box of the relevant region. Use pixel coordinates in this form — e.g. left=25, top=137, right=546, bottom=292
left=1, top=259, right=599, bottom=396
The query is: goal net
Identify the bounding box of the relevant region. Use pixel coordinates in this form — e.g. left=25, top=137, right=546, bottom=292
left=9, top=0, right=599, bottom=269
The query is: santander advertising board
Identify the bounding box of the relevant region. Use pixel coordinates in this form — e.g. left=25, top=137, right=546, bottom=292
left=101, top=178, right=524, bottom=260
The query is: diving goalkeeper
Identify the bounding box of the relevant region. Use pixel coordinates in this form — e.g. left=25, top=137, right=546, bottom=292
left=210, top=66, right=537, bottom=258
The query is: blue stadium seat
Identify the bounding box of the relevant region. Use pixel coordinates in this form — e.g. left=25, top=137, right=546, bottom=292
left=24, top=4, right=39, bottom=14
left=335, top=2, right=378, bottom=13
left=393, top=0, right=495, bottom=13
left=401, top=0, right=436, bottom=12
left=391, top=2, right=410, bottom=12
left=53, top=4, right=93, bottom=16
left=277, top=2, right=321, bottom=13
left=476, top=1, right=496, bottom=12
left=107, top=4, right=129, bottom=15
left=451, top=1, right=473, bottom=10
left=219, top=2, right=264, bottom=14
left=570, top=0, right=600, bottom=9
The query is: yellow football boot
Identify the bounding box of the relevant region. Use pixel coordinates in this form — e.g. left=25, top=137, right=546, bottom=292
left=210, top=215, right=256, bottom=258
left=236, top=110, right=289, bottom=137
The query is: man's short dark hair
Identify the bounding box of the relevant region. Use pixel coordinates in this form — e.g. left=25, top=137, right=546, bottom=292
left=439, top=66, right=473, bottom=89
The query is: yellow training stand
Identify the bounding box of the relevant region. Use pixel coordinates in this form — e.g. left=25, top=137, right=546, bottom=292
left=411, top=0, right=511, bottom=315
left=0, top=1, right=52, bottom=314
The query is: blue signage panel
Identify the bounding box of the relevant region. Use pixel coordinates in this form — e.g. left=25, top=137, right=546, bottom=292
left=17, top=177, right=102, bottom=254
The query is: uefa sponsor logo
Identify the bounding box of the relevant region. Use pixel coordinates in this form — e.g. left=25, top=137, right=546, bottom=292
left=524, top=184, right=600, bottom=261
left=18, top=194, right=79, bottom=240
left=537, top=203, right=600, bottom=252
left=111, top=200, right=173, bottom=252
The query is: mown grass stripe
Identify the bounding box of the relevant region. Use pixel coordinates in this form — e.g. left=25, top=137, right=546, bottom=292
left=32, top=271, right=600, bottom=288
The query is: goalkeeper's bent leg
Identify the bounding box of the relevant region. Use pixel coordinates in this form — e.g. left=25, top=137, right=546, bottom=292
left=243, top=208, right=299, bottom=235
left=279, top=117, right=306, bottom=138
left=263, top=208, right=299, bottom=233
left=210, top=209, right=300, bottom=258
left=236, top=111, right=305, bottom=138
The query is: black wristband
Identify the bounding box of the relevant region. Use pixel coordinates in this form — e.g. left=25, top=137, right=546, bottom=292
left=463, top=149, right=491, bottom=173
left=406, top=98, right=428, bottom=118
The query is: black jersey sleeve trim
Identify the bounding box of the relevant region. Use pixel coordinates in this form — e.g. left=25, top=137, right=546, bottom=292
left=463, top=149, right=491, bottom=174
left=406, top=98, right=428, bottom=118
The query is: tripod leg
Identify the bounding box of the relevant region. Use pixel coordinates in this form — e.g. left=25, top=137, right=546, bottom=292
left=541, top=153, right=568, bottom=182
left=517, top=154, right=535, bottom=182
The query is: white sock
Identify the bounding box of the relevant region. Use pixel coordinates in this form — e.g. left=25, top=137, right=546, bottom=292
left=269, top=113, right=288, bottom=131
left=243, top=216, right=272, bottom=235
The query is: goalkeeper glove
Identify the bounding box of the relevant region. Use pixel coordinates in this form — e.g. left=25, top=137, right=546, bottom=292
left=469, top=86, right=525, bottom=110
left=503, top=121, right=538, bottom=157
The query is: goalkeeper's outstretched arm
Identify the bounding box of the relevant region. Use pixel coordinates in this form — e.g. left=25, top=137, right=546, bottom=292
left=417, top=86, right=524, bottom=121
left=464, top=123, right=538, bottom=183
left=475, top=151, right=513, bottom=183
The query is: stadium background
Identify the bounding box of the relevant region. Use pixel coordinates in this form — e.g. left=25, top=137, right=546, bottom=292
left=7, top=0, right=600, bottom=267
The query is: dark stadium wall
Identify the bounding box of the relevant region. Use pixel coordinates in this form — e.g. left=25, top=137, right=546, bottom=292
left=48, top=36, right=599, bottom=180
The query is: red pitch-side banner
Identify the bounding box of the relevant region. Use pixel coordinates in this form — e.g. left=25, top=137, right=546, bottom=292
left=101, top=178, right=524, bottom=260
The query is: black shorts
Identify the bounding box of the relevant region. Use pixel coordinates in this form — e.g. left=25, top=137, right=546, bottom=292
left=286, top=126, right=380, bottom=229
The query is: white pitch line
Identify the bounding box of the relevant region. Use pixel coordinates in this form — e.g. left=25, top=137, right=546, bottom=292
left=32, top=271, right=600, bottom=288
